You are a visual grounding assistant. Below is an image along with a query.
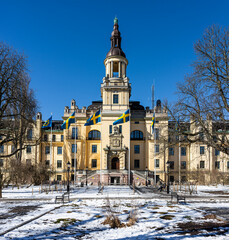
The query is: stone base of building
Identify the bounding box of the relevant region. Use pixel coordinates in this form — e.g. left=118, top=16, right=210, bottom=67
left=76, top=170, right=152, bottom=186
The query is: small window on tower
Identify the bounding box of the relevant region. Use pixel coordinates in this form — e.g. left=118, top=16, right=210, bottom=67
left=113, top=94, right=119, bottom=104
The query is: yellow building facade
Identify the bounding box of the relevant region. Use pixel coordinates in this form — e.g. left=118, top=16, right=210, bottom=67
left=1, top=18, right=229, bottom=186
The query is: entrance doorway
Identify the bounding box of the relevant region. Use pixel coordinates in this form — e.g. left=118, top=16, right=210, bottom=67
left=111, top=177, right=120, bottom=185
left=111, top=157, right=119, bottom=170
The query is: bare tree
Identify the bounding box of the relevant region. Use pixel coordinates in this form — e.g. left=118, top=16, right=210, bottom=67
left=0, top=42, right=38, bottom=157
left=165, top=25, right=229, bottom=155
left=0, top=42, right=38, bottom=197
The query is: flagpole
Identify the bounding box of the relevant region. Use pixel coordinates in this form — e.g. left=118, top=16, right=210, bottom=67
left=50, top=113, right=53, bottom=182
left=128, top=108, right=131, bottom=186
left=74, top=117, right=76, bottom=186
left=152, top=84, right=156, bottom=186
left=178, top=116, right=181, bottom=191
left=100, top=109, right=102, bottom=184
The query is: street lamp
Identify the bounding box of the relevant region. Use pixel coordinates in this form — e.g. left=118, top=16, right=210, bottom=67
left=145, top=166, right=148, bottom=186
left=67, top=161, right=70, bottom=193
left=166, top=161, right=171, bottom=194
left=85, top=167, right=88, bottom=186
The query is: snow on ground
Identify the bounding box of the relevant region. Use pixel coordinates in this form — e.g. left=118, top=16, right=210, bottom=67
left=2, top=184, right=229, bottom=200
left=1, top=185, right=229, bottom=239
left=1, top=199, right=229, bottom=240
left=1, top=185, right=136, bottom=200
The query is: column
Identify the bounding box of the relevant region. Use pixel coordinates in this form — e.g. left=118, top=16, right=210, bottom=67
left=111, top=61, right=113, bottom=78
left=119, top=62, right=122, bottom=78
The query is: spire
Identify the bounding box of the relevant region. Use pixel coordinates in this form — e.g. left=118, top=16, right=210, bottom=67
left=106, top=18, right=126, bottom=58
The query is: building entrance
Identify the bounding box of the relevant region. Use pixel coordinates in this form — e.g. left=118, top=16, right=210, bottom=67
left=111, top=177, right=120, bottom=185
left=111, top=157, right=119, bottom=170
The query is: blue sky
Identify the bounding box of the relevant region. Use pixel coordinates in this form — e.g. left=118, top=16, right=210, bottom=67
left=1, top=0, right=229, bottom=120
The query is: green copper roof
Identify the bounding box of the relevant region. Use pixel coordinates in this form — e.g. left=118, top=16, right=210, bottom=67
left=114, top=17, right=118, bottom=24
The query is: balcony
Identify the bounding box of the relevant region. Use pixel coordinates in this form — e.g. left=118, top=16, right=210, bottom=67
left=67, top=136, right=83, bottom=140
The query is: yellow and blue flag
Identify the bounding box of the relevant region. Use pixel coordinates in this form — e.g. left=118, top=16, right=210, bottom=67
left=113, top=109, right=130, bottom=125
left=84, top=110, right=101, bottom=126
left=61, top=112, right=75, bottom=129
left=151, top=112, right=155, bottom=133
left=175, top=116, right=180, bottom=131
left=42, top=116, right=52, bottom=129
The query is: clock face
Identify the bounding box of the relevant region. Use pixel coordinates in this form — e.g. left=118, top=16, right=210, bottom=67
left=113, top=139, right=120, bottom=147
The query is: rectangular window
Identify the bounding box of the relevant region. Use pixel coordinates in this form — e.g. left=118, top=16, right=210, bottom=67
left=45, top=160, right=50, bottom=166
left=181, top=176, right=187, bottom=183
left=155, top=159, right=160, bottom=168
left=134, top=159, right=140, bottom=168
left=45, top=146, right=50, bottom=154
left=72, top=144, right=77, bottom=153
left=71, top=159, right=77, bottom=168
left=155, top=128, right=159, bottom=140
left=61, top=135, right=64, bottom=142
left=169, top=147, right=174, bottom=156
left=109, top=125, right=112, bottom=134
left=11, top=145, right=15, bottom=154
left=26, top=146, right=31, bottom=154
left=0, top=145, right=4, bottom=153
left=71, top=174, right=74, bottom=181
left=113, top=94, right=119, bottom=104
left=0, top=135, right=2, bottom=140
left=215, top=161, right=220, bottom=169
left=92, top=159, right=97, bottom=168
left=200, top=161, right=205, bottom=169
left=199, top=132, right=204, bottom=141
left=155, top=144, right=159, bottom=153
left=215, top=149, right=220, bottom=156
left=135, top=121, right=139, bottom=124
left=227, top=161, right=229, bottom=169
left=200, top=146, right=205, bottom=155
left=0, top=159, right=3, bottom=167
left=57, top=160, right=62, bottom=168
left=169, top=176, right=174, bottom=182
left=27, top=129, right=32, bottom=140
left=57, top=175, right=62, bottom=181
left=44, top=134, right=47, bottom=142
left=57, top=146, right=62, bottom=154
left=52, top=135, right=56, bottom=142
left=181, top=161, right=186, bottom=169
left=134, top=145, right=140, bottom=154
left=119, top=125, right=122, bottom=134
left=92, top=145, right=97, bottom=153
left=170, top=161, right=174, bottom=169
left=72, top=127, right=78, bottom=139
left=181, top=147, right=186, bottom=156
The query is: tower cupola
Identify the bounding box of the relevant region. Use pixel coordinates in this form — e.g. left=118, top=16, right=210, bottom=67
left=101, top=18, right=131, bottom=112
left=106, top=17, right=126, bottom=58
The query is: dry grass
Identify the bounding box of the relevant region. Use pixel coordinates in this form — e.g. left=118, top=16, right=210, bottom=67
left=102, top=197, right=138, bottom=228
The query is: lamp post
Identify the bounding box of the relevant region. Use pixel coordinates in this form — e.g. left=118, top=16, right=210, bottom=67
left=145, top=166, right=148, bottom=186
left=85, top=167, right=88, bottom=186
left=166, top=161, right=170, bottom=194
left=67, top=161, right=70, bottom=193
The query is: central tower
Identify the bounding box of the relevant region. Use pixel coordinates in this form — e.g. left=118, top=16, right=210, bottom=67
left=101, top=17, right=131, bottom=112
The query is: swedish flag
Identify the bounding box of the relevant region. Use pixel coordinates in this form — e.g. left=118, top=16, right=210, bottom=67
left=84, top=110, right=101, bottom=126
left=151, top=112, right=155, bottom=133
left=42, top=116, right=52, bottom=129
left=175, top=117, right=180, bottom=131
left=61, top=112, right=75, bottom=130
left=113, top=109, right=130, bottom=125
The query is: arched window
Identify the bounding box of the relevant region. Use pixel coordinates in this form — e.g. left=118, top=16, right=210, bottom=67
left=131, top=130, right=143, bottom=140
left=88, top=130, right=101, bottom=140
